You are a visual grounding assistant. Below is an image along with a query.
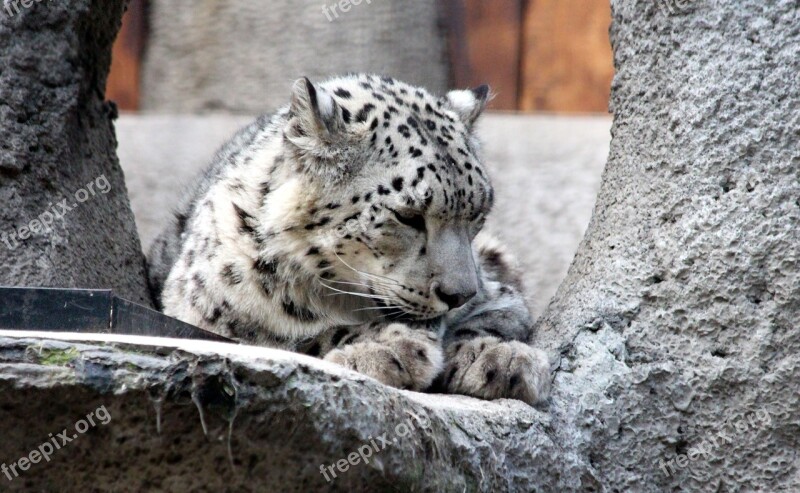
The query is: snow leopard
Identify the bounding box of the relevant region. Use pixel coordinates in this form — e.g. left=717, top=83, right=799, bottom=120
left=147, top=74, right=550, bottom=405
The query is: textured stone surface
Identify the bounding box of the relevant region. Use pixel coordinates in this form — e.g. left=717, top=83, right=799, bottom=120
left=0, top=0, right=151, bottom=305
left=141, top=1, right=450, bottom=114
left=534, top=0, right=800, bottom=490
left=0, top=333, right=573, bottom=492
left=116, top=113, right=610, bottom=316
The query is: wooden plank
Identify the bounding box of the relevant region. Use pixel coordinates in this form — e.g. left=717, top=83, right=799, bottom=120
left=519, top=0, right=614, bottom=113
left=444, top=0, right=523, bottom=111
left=107, top=0, right=146, bottom=111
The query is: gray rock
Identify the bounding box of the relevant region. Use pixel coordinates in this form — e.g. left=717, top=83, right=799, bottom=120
left=0, top=335, right=575, bottom=492
left=535, top=0, right=800, bottom=490
left=141, top=0, right=451, bottom=114
left=0, top=0, right=151, bottom=305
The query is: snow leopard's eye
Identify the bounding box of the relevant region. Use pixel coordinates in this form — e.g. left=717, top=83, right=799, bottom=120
left=390, top=209, right=426, bottom=232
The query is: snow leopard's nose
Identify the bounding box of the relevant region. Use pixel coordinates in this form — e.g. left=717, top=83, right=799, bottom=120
left=434, top=284, right=477, bottom=310
left=429, top=224, right=478, bottom=311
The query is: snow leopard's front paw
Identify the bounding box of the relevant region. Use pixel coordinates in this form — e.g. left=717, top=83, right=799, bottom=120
left=324, top=323, right=443, bottom=391
left=441, top=337, right=551, bottom=406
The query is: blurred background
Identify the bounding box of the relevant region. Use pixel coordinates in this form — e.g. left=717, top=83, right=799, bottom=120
left=107, top=0, right=614, bottom=316
left=107, top=0, right=613, bottom=114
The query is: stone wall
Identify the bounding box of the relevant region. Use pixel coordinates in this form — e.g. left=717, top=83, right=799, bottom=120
left=141, top=0, right=451, bottom=114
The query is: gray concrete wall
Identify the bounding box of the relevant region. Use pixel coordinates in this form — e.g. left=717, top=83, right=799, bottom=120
left=141, top=0, right=451, bottom=114
left=116, top=114, right=610, bottom=316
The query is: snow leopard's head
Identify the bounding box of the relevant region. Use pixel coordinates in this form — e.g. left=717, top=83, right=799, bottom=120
left=276, top=74, right=493, bottom=321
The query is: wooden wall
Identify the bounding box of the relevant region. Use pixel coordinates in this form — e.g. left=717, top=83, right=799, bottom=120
left=519, top=0, right=614, bottom=113
left=107, top=0, right=146, bottom=112
left=446, top=0, right=614, bottom=112
left=107, top=0, right=614, bottom=113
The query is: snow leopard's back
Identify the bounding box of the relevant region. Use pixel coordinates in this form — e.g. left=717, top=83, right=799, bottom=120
left=146, top=114, right=274, bottom=307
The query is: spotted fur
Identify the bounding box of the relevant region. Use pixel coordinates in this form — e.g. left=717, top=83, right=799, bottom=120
left=148, top=74, right=550, bottom=405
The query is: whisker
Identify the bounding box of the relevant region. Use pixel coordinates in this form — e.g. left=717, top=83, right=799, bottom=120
left=324, top=291, right=394, bottom=301
left=323, top=278, right=395, bottom=291
left=318, top=259, right=401, bottom=302
left=332, top=252, right=401, bottom=286
left=315, top=270, right=398, bottom=298
left=321, top=288, right=393, bottom=301
left=317, top=279, right=394, bottom=301
left=388, top=310, right=413, bottom=320
left=352, top=305, right=404, bottom=313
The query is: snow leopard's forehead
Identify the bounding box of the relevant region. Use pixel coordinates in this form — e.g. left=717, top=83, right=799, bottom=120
left=317, top=74, right=494, bottom=220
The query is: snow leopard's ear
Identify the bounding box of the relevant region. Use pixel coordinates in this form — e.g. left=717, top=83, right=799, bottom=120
left=286, top=77, right=346, bottom=150
left=445, top=84, right=491, bottom=129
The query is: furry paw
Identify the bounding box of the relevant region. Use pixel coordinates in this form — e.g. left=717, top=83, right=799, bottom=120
left=440, top=337, right=550, bottom=405
left=324, top=323, right=443, bottom=391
